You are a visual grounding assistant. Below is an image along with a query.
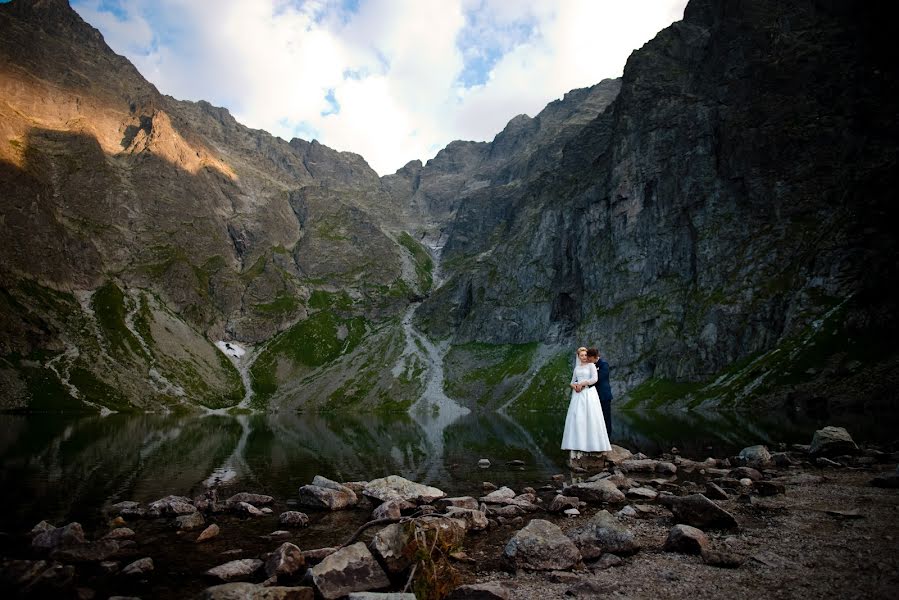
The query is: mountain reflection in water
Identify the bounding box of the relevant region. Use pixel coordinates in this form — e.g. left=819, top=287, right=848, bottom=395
left=0, top=408, right=892, bottom=532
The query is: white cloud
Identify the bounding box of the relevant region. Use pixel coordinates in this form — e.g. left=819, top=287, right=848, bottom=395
left=72, top=0, right=687, bottom=175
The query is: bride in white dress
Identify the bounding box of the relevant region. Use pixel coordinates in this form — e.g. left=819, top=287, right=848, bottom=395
left=561, top=347, right=612, bottom=455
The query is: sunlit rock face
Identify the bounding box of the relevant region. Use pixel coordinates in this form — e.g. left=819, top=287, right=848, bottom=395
left=1, top=0, right=896, bottom=413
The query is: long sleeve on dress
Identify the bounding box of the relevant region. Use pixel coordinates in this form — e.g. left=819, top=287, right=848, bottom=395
left=583, top=363, right=598, bottom=386
left=571, top=366, right=578, bottom=385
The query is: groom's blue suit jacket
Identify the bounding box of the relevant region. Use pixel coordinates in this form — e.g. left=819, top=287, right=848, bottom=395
left=595, top=359, right=613, bottom=402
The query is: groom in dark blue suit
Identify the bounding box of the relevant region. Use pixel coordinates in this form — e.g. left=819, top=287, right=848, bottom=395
left=587, top=347, right=613, bottom=437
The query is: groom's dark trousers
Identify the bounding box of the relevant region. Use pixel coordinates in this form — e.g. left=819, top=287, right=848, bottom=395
left=595, top=359, right=613, bottom=437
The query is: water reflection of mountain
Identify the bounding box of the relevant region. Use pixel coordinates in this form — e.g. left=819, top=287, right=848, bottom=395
left=2, top=408, right=894, bottom=534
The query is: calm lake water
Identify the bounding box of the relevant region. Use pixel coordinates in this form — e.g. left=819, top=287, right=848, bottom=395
left=0, top=407, right=892, bottom=534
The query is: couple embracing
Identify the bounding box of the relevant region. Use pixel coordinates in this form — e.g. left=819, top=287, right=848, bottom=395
left=561, top=346, right=613, bottom=457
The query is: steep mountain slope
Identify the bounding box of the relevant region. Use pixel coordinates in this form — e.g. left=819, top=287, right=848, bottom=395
left=0, top=0, right=420, bottom=411
left=421, top=0, right=899, bottom=413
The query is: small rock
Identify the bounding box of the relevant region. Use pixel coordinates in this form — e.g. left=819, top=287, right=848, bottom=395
left=825, top=509, right=864, bottom=519
left=738, top=445, right=772, bottom=469
left=754, top=481, right=785, bottom=496
left=205, top=559, right=263, bottom=582
left=592, top=553, right=624, bottom=570
left=202, top=582, right=314, bottom=599
left=665, top=494, right=739, bottom=530
left=730, top=467, right=763, bottom=481
left=549, top=570, right=581, bottom=584
left=562, top=480, right=626, bottom=505
left=371, top=500, right=404, bottom=520
left=265, top=542, right=305, bottom=579
left=478, top=459, right=491, bottom=468
left=663, top=524, right=709, bottom=555
left=234, top=502, right=265, bottom=517
left=446, top=507, right=489, bottom=531
left=32, top=522, right=85, bottom=551
left=507, top=460, right=525, bottom=467
left=226, top=493, right=274, bottom=507
left=121, top=557, right=154, bottom=576
left=564, top=508, right=581, bottom=517
left=616, top=505, right=637, bottom=518
left=29, top=520, right=56, bottom=536
left=175, top=512, right=206, bottom=530
left=436, top=496, right=479, bottom=511
left=446, top=582, right=512, bottom=599
left=99, top=561, right=120, bottom=575
left=549, top=495, right=580, bottom=513
left=363, top=475, right=445, bottom=504
left=197, top=524, right=221, bottom=543
left=702, top=548, right=744, bottom=568
left=102, top=528, right=135, bottom=540
left=480, top=486, right=516, bottom=503
left=279, top=511, right=310, bottom=527
left=705, top=482, right=729, bottom=500
left=347, top=594, right=416, bottom=600
left=626, top=487, right=658, bottom=500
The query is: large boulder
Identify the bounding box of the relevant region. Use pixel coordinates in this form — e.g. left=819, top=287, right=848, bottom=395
left=665, top=494, right=739, bottom=530
left=309, top=542, right=390, bottom=599
left=147, top=495, right=196, bottom=517
left=279, top=511, right=310, bottom=527
left=363, top=475, right=446, bottom=504
left=663, top=524, right=709, bottom=555
left=810, top=427, right=859, bottom=457
left=265, top=542, right=305, bottom=579
left=370, top=517, right=467, bottom=574
left=503, top=519, right=581, bottom=571
left=568, top=510, right=640, bottom=559
left=606, top=445, right=634, bottom=464
left=561, top=480, right=626, bottom=505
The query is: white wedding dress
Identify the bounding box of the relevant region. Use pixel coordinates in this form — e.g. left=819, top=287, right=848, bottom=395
left=561, top=361, right=612, bottom=452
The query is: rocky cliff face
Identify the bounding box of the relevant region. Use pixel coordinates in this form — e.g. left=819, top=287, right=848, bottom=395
left=1, top=0, right=895, bottom=414
left=421, top=0, right=899, bottom=413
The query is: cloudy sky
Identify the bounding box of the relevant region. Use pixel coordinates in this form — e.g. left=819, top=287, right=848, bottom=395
left=70, top=0, right=687, bottom=175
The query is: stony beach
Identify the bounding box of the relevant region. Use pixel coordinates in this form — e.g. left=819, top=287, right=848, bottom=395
left=2, top=426, right=897, bottom=599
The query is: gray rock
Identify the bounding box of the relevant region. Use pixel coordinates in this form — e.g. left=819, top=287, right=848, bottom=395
left=663, top=524, right=709, bottom=555
left=264, top=542, right=305, bottom=579
left=175, top=511, right=206, bottom=529
left=107, top=501, right=145, bottom=519
left=446, top=582, right=512, bottom=599
left=226, top=493, right=274, bottom=506
left=592, top=553, right=624, bottom=570
left=445, top=507, right=489, bottom=531
left=32, top=522, right=85, bottom=551
left=363, top=475, right=445, bottom=504
left=667, top=494, right=739, bottom=530
left=371, top=500, right=405, bottom=520
left=705, top=482, right=729, bottom=500
left=703, top=549, right=744, bottom=568
left=347, top=594, right=416, bottom=600
left=479, top=487, right=516, bottom=503
left=436, top=496, right=480, bottom=511
left=103, top=527, right=135, bottom=540
left=561, top=480, right=626, bottom=504
left=616, top=505, right=637, bottom=518
left=738, top=445, right=772, bottom=468
left=309, top=542, right=390, bottom=599
left=197, top=524, right=221, bottom=543
left=730, top=467, right=763, bottom=481
left=478, top=459, right=491, bottom=468
left=205, top=559, right=264, bottom=582
left=626, top=487, right=658, bottom=500
left=606, top=445, right=634, bottom=464
left=122, top=557, right=154, bottom=576
left=548, top=495, right=580, bottom=513
left=51, top=540, right=120, bottom=563
left=297, top=485, right=356, bottom=511
left=569, top=509, right=640, bottom=559
left=503, top=519, right=581, bottom=571
left=278, top=511, right=310, bottom=527
left=810, top=426, right=859, bottom=457
left=147, top=495, right=196, bottom=516
left=203, top=582, right=314, bottom=599
left=29, top=520, right=56, bottom=536
left=564, top=508, right=581, bottom=517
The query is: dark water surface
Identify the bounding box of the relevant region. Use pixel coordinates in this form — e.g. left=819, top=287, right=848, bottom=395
left=0, top=407, right=893, bottom=534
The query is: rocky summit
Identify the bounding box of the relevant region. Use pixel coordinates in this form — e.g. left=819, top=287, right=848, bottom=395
left=0, top=0, right=896, bottom=413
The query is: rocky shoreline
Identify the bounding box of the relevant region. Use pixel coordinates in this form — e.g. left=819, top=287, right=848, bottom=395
left=2, top=426, right=897, bottom=599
